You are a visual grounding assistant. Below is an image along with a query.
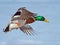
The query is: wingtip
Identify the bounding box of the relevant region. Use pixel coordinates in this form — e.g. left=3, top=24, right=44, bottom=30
left=18, top=7, right=26, bottom=10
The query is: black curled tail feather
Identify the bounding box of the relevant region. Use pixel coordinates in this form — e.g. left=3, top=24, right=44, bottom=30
left=3, top=25, right=9, bottom=32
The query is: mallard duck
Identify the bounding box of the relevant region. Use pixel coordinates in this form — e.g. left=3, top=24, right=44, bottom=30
left=4, top=7, right=48, bottom=35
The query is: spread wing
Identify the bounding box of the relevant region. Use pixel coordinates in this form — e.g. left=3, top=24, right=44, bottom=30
left=19, top=7, right=37, bottom=20
left=20, top=24, right=34, bottom=35
left=11, top=7, right=37, bottom=21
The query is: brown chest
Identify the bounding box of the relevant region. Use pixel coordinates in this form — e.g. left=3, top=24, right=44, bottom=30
left=25, top=17, right=35, bottom=24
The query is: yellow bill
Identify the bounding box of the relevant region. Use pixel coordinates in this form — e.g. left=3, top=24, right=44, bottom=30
left=44, top=19, right=49, bottom=22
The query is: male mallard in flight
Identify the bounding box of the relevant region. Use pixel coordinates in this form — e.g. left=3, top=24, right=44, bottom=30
left=4, top=7, right=48, bottom=35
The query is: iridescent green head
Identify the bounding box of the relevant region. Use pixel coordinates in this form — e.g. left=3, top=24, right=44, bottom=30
left=34, top=16, right=49, bottom=22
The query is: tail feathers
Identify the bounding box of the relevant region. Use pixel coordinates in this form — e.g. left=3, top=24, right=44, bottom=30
left=3, top=25, right=9, bottom=32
